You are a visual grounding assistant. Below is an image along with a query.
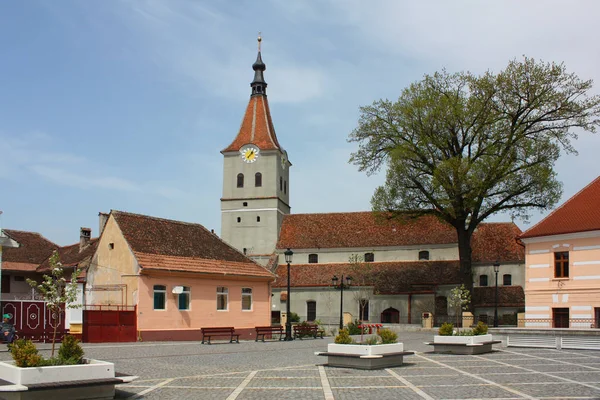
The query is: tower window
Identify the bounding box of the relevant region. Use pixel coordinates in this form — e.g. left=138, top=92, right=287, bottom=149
left=255, top=172, right=262, bottom=187
left=308, top=254, right=318, bottom=264
left=364, top=253, right=374, bottom=262
left=237, top=217, right=241, bottom=223
left=257, top=216, right=260, bottom=222
left=237, top=173, right=244, bottom=188
left=243, top=248, right=247, bottom=254
left=280, top=176, right=283, bottom=191
left=284, top=180, right=287, bottom=194
left=243, top=202, right=248, bottom=207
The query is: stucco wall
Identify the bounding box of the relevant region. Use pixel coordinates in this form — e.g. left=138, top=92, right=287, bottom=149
left=138, top=274, right=271, bottom=331
left=523, top=233, right=600, bottom=327
left=86, top=214, right=139, bottom=307
left=473, top=262, right=525, bottom=288
left=280, top=246, right=458, bottom=264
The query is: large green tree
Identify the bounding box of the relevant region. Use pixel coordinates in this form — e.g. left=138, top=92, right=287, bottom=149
left=349, top=57, right=600, bottom=299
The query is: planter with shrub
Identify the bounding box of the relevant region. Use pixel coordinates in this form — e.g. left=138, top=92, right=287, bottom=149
left=430, top=321, right=500, bottom=354
left=318, top=328, right=414, bottom=369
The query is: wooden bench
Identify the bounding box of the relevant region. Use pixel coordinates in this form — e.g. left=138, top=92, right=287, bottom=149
left=201, top=327, right=240, bottom=344
left=293, top=324, right=324, bottom=340
left=255, top=325, right=285, bottom=342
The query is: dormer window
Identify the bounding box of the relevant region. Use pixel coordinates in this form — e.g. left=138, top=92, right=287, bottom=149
left=364, top=253, right=374, bottom=262
left=418, top=250, right=430, bottom=260
left=308, top=254, right=318, bottom=264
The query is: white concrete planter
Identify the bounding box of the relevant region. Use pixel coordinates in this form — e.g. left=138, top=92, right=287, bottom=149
left=434, top=334, right=493, bottom=345
left=0, top=358, right=115, bottom=385
left=328, top=342, right=404, bottom=355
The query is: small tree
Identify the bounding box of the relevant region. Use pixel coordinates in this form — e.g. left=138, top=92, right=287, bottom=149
left=27, top=251, right=82, bottom=357
left=448, top=284, right=471, bottom=327
left=347, top=254, right=378, bottom=322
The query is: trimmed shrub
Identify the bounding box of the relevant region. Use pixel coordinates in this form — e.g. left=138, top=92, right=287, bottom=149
left=334, top=328, right=353, bottom=344
left=438, top=322, right=454, bottom=336
left=288, top=312, right=300, bottom=323
left=347, top=320, right=362, bottom=335
left=472, top=321, right=489, bottom=335
left=10, top=339, right=42, bottom=367
left=378, top=328, right=398, bottom=344
left=58, top=335, right=84, bottom=364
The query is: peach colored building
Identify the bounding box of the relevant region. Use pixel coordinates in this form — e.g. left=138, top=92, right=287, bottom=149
left=86, top=210, right=275, bottom=341
left=520, top=176, right=600, bottom=328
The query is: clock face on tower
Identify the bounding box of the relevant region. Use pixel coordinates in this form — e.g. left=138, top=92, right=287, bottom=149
left=240, top=145, right=260, bottom=163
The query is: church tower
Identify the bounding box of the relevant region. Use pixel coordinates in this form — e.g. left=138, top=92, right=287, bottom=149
left=221, top=36, right=291, bottom=266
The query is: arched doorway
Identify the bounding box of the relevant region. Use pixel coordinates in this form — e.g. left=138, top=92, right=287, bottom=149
left=380, top=307, right=400, bottom=323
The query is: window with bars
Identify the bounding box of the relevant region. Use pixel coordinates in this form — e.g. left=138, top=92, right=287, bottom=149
left=153, top=285, right=166, bottom=310
left=503, top=274, right=512, bottom=286
left=418, top=250, right=430, bottom=260
left=217, top=287, right=228, bottom=311
left=364, top=252, right=374, bottom=262
left=308, top=254, right=318, bottom=263
left=554, top=252, right=569, bottom=278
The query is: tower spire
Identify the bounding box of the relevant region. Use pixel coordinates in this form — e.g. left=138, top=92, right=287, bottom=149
left=251, top=33, right=267, bottom=96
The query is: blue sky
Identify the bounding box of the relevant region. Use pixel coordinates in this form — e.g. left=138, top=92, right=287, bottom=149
left=1, top=1, right=599, bottom=245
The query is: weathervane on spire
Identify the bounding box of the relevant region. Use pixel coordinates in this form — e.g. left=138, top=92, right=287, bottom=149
left=257, top=31, right=262, bottom=52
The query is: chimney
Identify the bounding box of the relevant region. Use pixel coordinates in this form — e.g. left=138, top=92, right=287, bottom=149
left=99, top=212, right=109, bottom=236
left=80, top=227, right=91, bottom=251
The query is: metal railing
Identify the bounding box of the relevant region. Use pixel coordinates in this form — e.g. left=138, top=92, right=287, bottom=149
left=517, top=318, right=598, bottom=329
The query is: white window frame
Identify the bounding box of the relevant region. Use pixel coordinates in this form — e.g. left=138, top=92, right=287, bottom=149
left=217, top=286, right=228, bottom=311
left=153, top=285, right=166, bottom=311
left=241, top=287, right=253, bottom=311
left=178, top=286, right=191, bottom=311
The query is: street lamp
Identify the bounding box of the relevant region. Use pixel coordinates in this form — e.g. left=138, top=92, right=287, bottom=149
left=493, top=261, right=500, bottom=328
left=284, top=248, right=294, bottom=341
left=332, top=275, right=352, bottom=330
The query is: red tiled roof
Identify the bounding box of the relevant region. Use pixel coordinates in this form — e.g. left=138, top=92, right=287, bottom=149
left=277, top=212, right=457, bottom=249
left=222, top=95, right=282, bottom=153
left=111, top=210, right=251, bottom=263
left=520, top=176, right=600, bottom=239
left=472, top=286, right=525, bottom=308
left=135, top=252, right=274, bottom=279
left=272, top=261, right=461, bottom=293
left=37, top=239, right=99, bottom=278
left=276, top=212, right=524, bottom=263
left=471, top=223, right=524, bottom=263
left=2, top=262, right=39, bottom=272
left=1, top=230, right=58, bottom=271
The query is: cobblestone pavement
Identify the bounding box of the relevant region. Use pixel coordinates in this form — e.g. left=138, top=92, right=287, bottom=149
left=3, top=332, right=600, bottom=399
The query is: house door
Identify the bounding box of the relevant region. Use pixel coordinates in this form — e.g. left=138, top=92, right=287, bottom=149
left=553, top=308, right=569, bottom=328
left=381, top=307, right=399, bottom=323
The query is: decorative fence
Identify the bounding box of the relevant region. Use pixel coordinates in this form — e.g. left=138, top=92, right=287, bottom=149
left=507, top=335, right=600, bottom=351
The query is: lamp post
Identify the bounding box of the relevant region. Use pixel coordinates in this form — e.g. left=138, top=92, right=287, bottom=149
left=332, top=275, right=352, bottom=330
left=284, top=248, right=294, bottom=341
left=493, top=261, right=500, bottom=328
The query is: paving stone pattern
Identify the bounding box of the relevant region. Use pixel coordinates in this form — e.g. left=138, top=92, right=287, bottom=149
left=2, top=332, right=600, bottom=399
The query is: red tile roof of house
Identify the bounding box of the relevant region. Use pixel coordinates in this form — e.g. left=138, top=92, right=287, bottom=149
left=37, top=239, right=99, bottom=279
left=276, top=212, right=524, bottom=263
left=272, top=260, right=461, bottom=293
left=520, top=176, right=600, bottom=239
left=136, top=252, right=274, bottom=279
left=111, top=210, right=273, bottom=278
left=1, top=229, right=58, bottom=272
left=222, top=95, right=282, bottom=153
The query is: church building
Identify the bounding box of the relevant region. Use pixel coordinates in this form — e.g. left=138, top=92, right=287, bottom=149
left=220, top=38, right=525, bottom=330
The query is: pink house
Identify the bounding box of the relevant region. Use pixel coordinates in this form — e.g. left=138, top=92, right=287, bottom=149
left=520, top=176, right=600, bottom=328
left=86, top=210, right=275, bottom=341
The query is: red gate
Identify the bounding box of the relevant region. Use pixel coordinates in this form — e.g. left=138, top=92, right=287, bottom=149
left=83, top=305, right=137, bottom=343
left=1, top=300, right=66, bottom=342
